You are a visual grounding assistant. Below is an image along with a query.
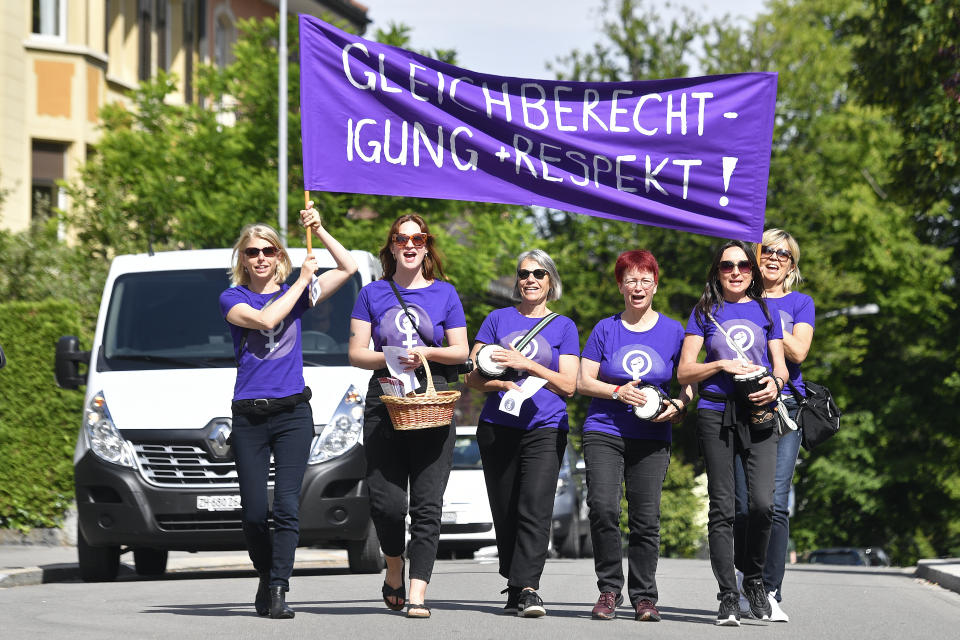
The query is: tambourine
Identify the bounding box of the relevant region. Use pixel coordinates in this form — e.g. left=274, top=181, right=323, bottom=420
left=734, top=368, right=769, bottom=405
left=633, top=384, right=669, bottom=420
left=476, top=344, right=508, bottom=379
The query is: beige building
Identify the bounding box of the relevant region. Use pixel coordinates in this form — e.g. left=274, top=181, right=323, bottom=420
left=0, top=0, right=368, bottom=232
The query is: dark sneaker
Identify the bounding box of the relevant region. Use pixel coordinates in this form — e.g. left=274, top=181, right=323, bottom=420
left=743, top=578, right=772, bottom=620
left=591, top=592, right=623, bottom=620
left=634, top=599, right=661, bottom=622
left=501, top=586, right=521, bottom=614
left=716, top=591, right=741, bottom=627
left=517, top=589, right=546, bottom=618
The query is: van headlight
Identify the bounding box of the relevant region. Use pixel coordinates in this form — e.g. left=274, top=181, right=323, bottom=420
left=84, top=392, right=136, bottom=468
left=308, top=385, right=364, bottom=464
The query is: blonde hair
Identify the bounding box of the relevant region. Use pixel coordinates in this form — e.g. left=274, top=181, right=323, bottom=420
left=229, top=223, right=291, bottom=287
left=756, top=228, right=803, bottom=292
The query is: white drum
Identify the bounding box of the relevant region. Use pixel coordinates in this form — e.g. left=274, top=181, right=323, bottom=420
left=476, top=344, right=508, bottom=378
left=633, top=384, right=666, bottom=420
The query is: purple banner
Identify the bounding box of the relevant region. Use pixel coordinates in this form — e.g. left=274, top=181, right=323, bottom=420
left=299, top=15, right=777, bottom=241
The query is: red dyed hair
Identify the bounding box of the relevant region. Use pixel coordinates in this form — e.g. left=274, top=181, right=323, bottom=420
left=614, top=250, right=659, bottom=284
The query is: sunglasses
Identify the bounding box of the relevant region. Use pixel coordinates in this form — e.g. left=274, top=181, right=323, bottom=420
left=244, top=246, right=279, bottom=258
left=719, top=260, right=752, bottom=274
left=392, top=232, right=430, bottom=248
left=761, top=246, right=794, bottom=262
left=518, top=268, right=549, bottom=280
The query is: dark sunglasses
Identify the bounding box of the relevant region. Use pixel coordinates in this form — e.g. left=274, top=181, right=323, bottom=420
left=244, top=246, right=279, bottom=258
left=718, top=260, right=752, bottom=274
left=761, top=245, right=794, bottom=262
left=518, top=268, right=549, bottom=280
left=392, top=232, right=430, bottom=248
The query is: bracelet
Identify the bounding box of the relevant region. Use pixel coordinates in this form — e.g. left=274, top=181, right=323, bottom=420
left=774, top=377, right=783, bottom=392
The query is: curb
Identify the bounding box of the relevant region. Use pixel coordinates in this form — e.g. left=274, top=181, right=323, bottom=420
left=916, top=559, right=960, bottom=595
left=0, top=563, right=79, bottom=588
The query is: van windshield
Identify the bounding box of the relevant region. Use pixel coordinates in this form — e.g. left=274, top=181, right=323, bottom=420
left=99, top=268, right=361, bottom=371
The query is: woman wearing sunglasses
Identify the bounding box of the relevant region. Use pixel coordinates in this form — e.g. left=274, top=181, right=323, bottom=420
left=349, top=214, right=469, bottom=619
left=219, top=204, right=357, bottom=618
left=732, top=229, right=814, bottom=622
left=576, top=250, right=693, bottom=623
left=465, top=250, right=580, bottom=618
left=677, top=240, right=788, bottom=626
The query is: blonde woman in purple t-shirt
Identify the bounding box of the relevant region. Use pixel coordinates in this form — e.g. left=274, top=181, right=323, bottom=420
left=465, top=249, right=580, bottom=618
left=220, top=204, right=356, bottom=619
left=577, top=250, right=693, bottom=623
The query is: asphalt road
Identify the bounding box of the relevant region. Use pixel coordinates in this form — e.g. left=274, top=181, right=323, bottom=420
left=1, top=556, right=957, bottom=639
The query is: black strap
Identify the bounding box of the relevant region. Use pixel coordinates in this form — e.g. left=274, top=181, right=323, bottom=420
left=236, top=288, right=284, bottom=366
left=514, top=312, right=560, bottom=352
left=785, top=378, right=806, bottom=403
left=388, top=279, right=430, bottom=345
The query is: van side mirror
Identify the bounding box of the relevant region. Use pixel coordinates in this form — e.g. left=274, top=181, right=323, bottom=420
left=55, top=336, right=90, bottom=389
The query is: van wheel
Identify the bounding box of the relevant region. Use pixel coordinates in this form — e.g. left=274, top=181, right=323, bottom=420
left=347, top=519, right=385, bottom=574
left=134, top=548, right=169, bottom=576
left=77, top=522, right=120, bottom=582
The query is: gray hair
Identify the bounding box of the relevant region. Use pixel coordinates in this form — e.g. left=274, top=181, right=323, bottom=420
left=513, top=249, right=562, bottom=301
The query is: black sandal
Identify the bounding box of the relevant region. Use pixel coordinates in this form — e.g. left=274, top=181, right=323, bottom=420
left=406, top=602, right=431, bottom=618
left=381, top=560, right=405, bottom=611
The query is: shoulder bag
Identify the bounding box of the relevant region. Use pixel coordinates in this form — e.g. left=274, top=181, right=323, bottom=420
left=787, top=379, right=841, bottom=450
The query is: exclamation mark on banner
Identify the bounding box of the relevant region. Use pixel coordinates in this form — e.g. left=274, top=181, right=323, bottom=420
left=720, top=156, right=738, bottom=207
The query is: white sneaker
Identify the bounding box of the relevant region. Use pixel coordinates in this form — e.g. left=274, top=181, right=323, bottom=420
left=767, top=592, right=789, bottom=622
left=735, top=570, right=751, bottom=617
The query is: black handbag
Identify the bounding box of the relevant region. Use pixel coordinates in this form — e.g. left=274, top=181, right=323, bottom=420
left=787, top=379, right=841, bottom=450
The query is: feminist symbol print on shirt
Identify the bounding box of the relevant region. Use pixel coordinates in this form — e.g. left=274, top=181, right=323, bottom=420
left=381, top=303, right=436, bottom=349
left=621, top=349, right=654, bottom=381
left=247, top=297, right=295, bottom=359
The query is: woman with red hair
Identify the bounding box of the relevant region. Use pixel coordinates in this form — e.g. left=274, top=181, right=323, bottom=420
left=577, top=250, right=692, bottom=623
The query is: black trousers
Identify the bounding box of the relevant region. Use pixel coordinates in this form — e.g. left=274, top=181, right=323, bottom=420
left=363, top=374, right=455, bottom=583
left=232, top=402, right=314, bottom=590
left=477, top=421, right=566, bottom=590
left=697, top=408, right=778, bottom=595
left=584, top=431, right=670, bottom=606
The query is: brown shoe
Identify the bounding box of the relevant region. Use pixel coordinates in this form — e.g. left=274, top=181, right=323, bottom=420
left=591, top=592, right=623, bottom=620
left=635, top=599, right=661, bottom=622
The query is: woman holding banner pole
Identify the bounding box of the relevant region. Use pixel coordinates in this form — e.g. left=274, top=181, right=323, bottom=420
left=465, top=249, right=580, bottom=618
left=349, top=215, right=469, bottom=619
left=733, top=229, right=814, bottom=622
left=220, top=203, right=357, bottom=619
left=677, top=240, right=788, bottom=626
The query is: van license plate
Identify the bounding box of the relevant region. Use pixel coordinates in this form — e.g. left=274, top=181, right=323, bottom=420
left=441, top=511, right=456, bottom=524
left=197, top=495, right=241, bottom=511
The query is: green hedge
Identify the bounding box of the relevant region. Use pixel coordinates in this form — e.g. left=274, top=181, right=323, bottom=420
left=0, top=300, right=89, bottom=530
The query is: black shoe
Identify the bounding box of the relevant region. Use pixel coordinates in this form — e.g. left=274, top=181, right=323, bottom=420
left=516, top=589, right=546, bottom=618
left=501, top=586, right=521, bottom=614
left=716, top=591, right=741, bottom=627
left=269, top=586, right=295, bottom=619
left=254, top=574, right=270, bottom=616
left=743, top=578, right=772, bottom=620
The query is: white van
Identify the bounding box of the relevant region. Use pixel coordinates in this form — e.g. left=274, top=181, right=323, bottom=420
left=55, top=248, right=384, bottom=581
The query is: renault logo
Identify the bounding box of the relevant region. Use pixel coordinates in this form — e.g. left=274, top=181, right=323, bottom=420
left=207, top=420, right=233, bottom=460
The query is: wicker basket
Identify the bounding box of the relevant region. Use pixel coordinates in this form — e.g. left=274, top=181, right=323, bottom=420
left=381, top=349, right=461, bottom=430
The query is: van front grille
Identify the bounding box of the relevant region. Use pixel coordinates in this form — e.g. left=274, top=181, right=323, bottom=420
left=134, top=444, right=275, bottom=488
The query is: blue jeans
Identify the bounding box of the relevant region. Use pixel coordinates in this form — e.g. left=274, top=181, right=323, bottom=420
left=232, top=402, right=314, bottom=589
left=584, top=431, right=670, bottom=606
left=734, top=395, right=801, bottom=600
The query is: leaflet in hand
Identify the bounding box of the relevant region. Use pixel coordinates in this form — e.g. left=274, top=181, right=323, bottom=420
left=498, top=376, right=548, bottom=416
left=382, top=345, right=418, bottom=395
left=309, top=275, right=323, bottom=306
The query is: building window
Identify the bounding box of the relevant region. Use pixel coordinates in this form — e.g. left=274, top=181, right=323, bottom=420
left=138, top=0, right=153, bottom=81
left=214, top=13, right=235, bottom=68
left=32, top=141, right=67, bottom=223
left=32, top=0, right=65, bottom=40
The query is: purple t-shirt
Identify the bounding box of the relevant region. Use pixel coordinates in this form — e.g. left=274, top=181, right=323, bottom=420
left=475, top=307, right=580, bottom=431
left=685, top=299, right=783, bottom=412
left=768, top=291, right=815, bottom=397
left=220, top=284, right=310, bottom=401
left=351, top=279, right=466, bottom=350
left=581, top=313, right=684, bottom=441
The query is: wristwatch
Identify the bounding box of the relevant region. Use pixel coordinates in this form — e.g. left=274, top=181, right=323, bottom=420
left=611, top=385, right=622, bottom=401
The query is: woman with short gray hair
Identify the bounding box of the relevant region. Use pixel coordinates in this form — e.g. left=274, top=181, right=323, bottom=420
left=465, top=249, right=580, bottom=618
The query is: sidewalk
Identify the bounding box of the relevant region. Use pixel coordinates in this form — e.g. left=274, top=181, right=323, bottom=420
left=0, top=545, right=348, bottom=588
left=916, top=558, right=960, bottom=594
